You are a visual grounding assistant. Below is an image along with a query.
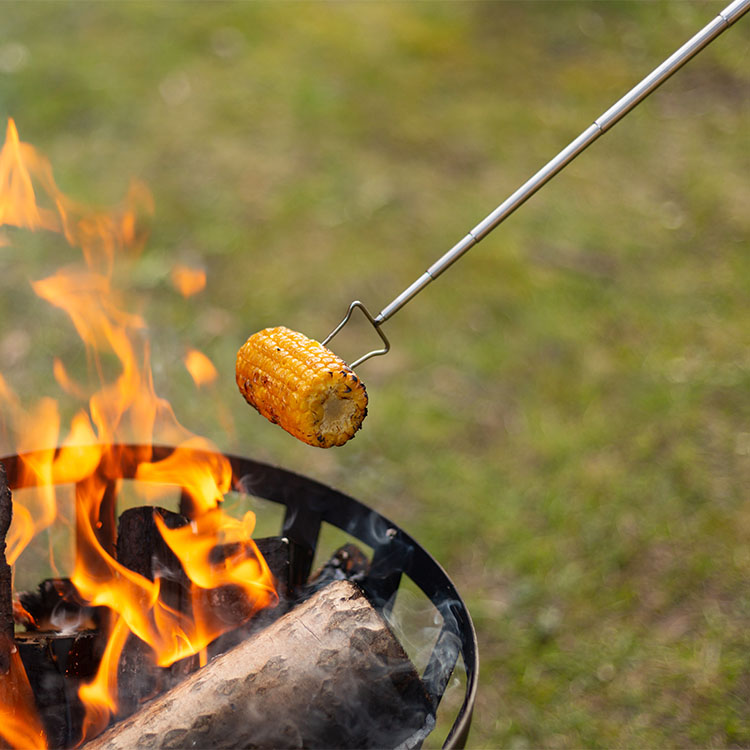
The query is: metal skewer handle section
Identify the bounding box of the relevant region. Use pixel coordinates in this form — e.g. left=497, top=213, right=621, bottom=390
left=325, top=0, right=749, bottom=368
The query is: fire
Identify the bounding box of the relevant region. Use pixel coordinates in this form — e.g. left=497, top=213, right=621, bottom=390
left=0, top=651, right=47, bottom=749
left=0, top=120, right=277, bottom=748
left=184, top=348, right=219, bottom=388
left=0, top=118, right=60, bottom=234
left=170, top=264, right=206, bottom=297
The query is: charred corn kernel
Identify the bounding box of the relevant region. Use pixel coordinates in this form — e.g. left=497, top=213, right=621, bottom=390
left=236, top=326, right=368, bottom=448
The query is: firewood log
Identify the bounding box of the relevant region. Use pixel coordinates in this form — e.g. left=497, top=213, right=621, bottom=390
left=82, top=579, right=434, bottom=750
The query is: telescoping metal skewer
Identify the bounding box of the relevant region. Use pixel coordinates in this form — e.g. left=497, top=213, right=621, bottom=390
left=323, top=0, right=749, bottom=368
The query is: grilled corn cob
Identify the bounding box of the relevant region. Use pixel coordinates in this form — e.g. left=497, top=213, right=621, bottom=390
left=236, top=326, right=368, bottom=448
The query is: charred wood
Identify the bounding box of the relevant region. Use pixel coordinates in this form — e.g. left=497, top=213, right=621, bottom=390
left=16, top=630, right=100, bottom=749
left=115, top=506, right=196, bottom=720
left=82, top=580, right=434, bottom=750
left=254, top=536, right=291, bottom=598
left=205, top=537, right=291, bottom=659
left=116, top=506, right=190, bottom=591
left=12, top=579, right=105, bottom=748
left=15, top=579, right=103, bottom=634
left=306, top=542, right=371, bottom=593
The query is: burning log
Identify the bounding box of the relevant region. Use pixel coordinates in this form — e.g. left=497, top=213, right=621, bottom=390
left=115, top=508, right=291, bottom=720
left=115, top=506, right=196, bottom=720
left=116, top=506, right=192, bottom=611
left=12, top=579, right=107, bottom=746
left=16, top=579, right=103, bottom=634
left=16, top=630, right=100, bottom=748
left=203, top=536, right=292, bottom=659
left=83, top=579, right=434, bottom=750
left=307, top=542, right=371, bottom=590
left=0, top=462, right=13, bottom=675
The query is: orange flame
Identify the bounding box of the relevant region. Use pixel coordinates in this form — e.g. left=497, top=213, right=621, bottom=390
left=77, top=617, right=131, bottom=740
left=0, top=119, right=60, bottom=234
left=0, top=119, right=277, bottom=747
left=170, top=264, right=206, bottom=297
left=184, top=348, right=219, bottom=388
left=0, top=650, right=47, bottom=749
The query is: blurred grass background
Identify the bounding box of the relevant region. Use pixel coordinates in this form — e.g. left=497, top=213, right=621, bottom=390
left=1, top=1, right=749, bottom=747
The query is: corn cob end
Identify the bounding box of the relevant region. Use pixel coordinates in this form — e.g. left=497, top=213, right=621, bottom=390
left=236, top=327, right=368, bottom=448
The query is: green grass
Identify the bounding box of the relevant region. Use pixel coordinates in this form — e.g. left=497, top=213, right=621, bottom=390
left=1, top=2, right=749, bottom=747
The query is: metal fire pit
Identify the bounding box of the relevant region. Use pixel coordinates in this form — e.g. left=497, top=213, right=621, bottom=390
left=2, top=444, right=478, bottom=749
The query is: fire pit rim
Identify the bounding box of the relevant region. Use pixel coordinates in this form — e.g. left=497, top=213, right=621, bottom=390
left=1, top=443, right=478, bottom=750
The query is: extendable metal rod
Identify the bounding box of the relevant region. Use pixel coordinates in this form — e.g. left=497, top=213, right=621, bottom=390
left=374, top=0, right=749, bottom=326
